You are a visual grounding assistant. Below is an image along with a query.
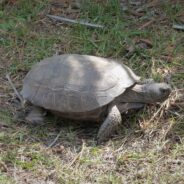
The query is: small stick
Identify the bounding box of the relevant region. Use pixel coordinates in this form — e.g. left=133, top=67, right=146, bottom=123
left=48, top=130, right=62, bottom=148
left=138, top=19, right=155, bottom=30
left=67, top=141, right=85, bottom=168
left=6, top=73, right=25, bottom=107
left=136, top=0, right=161, bottom=12
left=47, top=14, right=104, bottom=29
left=173, top=24, right=184, bottom=30
left=0, top=94, right=8, bottom=98
left=0, top=161, right=8, bottom=172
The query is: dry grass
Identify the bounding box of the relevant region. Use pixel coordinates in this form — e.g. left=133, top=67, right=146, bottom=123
left=0, top=0, right=184, bottom=183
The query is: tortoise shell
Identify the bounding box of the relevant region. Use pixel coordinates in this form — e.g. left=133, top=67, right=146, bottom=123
left=21, top=54, right=140, bottom=112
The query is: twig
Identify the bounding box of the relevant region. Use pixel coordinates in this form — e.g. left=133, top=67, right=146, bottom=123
left=48, top=130, right=62, bottom=148
left=147, top=100, right=169, bottom=124
left=173, top=24, right=184, bottom=30
left=67, top=141, right=85, bottom=168
left=5, top=73, right=25, bottom=108
left=0, top=94, right=8, bottom=98
left=0, top=161, right=8, bottom=172
left=136, top=0, right=162, bottom=12
left=128, top=10, right=144, bottom=17
left=114, top=136, right=129, bottom=153
left=47, top=14, right=104, bottom=29
left=139, top=19, right=155, bottom=30
left=166, top=109, right=181, bottom=117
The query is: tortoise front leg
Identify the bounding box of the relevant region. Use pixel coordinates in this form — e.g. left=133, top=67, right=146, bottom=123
left=96, top=103, right=144, bottom=144
left=97, top=105, right=121, bottom=144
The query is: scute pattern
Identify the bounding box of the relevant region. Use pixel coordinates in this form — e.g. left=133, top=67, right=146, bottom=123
left=21, top=54, right=140, bottom=112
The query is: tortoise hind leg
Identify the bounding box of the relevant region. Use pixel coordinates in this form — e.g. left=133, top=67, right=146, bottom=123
left=26, top=106, right=46, bottom=124
left=97, top=105, right=121, bottom=144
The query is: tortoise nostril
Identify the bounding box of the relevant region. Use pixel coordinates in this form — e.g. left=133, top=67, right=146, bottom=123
left=160, top=87, right=171, bottom=95
left=161, top=88, right=167, bottom=93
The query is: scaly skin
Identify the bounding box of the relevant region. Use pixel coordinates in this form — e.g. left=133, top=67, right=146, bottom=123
left=97, top=105, right=121, bottom=144
left=115, top=82, right=171, bottom=104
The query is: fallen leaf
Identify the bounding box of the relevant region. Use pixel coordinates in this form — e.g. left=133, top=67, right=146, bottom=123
left=139, top=19, right=155, bottom=30
left=136, top=38, right=153, bottom=49
left=52, top=145, right=65, bottom=154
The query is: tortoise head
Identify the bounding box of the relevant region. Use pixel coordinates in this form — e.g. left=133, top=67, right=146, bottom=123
left=141, top=82, right=171, bottom=103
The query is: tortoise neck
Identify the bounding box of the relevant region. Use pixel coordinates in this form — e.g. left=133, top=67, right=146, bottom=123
left=116, top=84, right=151, bottom=103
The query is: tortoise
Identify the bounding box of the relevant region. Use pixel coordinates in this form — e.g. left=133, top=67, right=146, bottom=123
left=20, top=54, right=171, bottom=143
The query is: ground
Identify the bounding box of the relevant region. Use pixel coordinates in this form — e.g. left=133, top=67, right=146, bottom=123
left=0, top=0, right=184, bottom=183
